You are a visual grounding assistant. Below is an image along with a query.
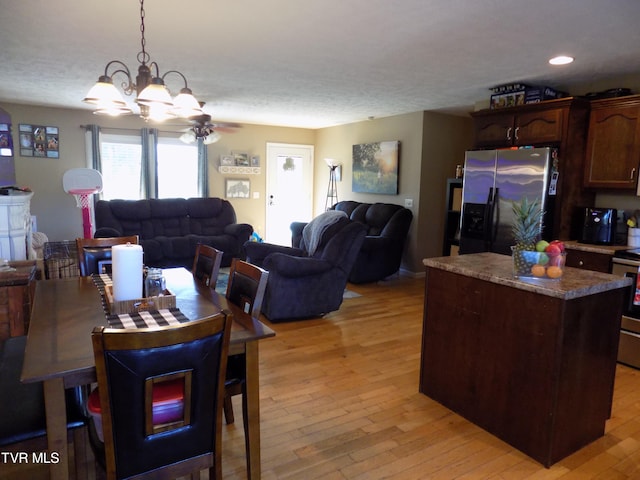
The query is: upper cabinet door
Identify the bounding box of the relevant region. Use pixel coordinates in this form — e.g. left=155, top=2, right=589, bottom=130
left=473, top=113, right=515, bottom=147
left=514, top=108, right=564, bottom=145
left=584, top=96, right=640, bottom=189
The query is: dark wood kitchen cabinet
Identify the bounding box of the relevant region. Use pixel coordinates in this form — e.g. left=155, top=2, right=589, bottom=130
left=472, top=106, right=564, bottom=147
left=470, top=97, right=594, bottom=241
left=564, top=248, right=612, bottom=273
left=584, top=94, right=640, bottom=189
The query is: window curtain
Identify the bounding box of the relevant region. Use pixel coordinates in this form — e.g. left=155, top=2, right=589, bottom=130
left=197, top=138, right=209, bottom=197
left=141, top=127, right=158, bottom=199
left=84, top=124, right=102, bottom=198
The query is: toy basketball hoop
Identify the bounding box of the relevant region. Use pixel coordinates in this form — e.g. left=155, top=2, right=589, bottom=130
left=63, top=168, right=103, bottom=239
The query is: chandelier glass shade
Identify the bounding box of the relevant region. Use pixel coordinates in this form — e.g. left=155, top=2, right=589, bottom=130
left=82, top=0, right=202, bottom=122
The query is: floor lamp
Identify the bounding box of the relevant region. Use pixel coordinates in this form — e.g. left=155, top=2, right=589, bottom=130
left=325, top=161, right=339, bottom=211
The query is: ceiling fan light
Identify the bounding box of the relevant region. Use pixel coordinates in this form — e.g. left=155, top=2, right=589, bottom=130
left=180, top=130, right=197, bottom=144
left=203, top=131, right=221, bottom=144
left=83, top=78, right=128, bottom=107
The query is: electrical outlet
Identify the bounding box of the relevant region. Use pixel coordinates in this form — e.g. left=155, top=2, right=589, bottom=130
left=404, top=198, right=413, bottom=208
left=253, top=192, right=260, bottom=199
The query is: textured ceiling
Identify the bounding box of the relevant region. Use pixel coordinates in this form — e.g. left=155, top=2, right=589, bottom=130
left=1, top=0, right=640, bottom=128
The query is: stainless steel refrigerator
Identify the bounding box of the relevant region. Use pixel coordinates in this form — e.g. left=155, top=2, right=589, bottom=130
left=459, top=147, right=557, bottom=255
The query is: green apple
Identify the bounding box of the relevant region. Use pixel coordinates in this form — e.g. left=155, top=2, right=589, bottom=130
left=535, top=240, right=550, bottom=252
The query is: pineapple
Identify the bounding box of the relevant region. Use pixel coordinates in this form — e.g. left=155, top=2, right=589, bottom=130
left=511, top=197, right=544, bottom=275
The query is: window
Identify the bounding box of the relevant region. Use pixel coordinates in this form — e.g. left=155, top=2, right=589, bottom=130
left=157, top=137, right=198, bottom=199
left=96, top=130, right=201, bottom=200
left=99, top=133, right=142, bottom=200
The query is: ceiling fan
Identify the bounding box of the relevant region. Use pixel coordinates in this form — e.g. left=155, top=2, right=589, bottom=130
left=177, top=107, right=241, bottom=144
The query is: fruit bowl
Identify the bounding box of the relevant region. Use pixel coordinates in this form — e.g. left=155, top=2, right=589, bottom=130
left=512, top=249, right=566, bottom=280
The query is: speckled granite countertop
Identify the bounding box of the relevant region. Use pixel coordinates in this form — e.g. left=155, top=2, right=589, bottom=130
left=423, top=252, right=632, bottom=300
left=563, top=241, right=629, bottom=255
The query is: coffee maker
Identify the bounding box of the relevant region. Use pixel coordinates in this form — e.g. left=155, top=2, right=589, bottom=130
left=579, top=207, right=617, bottom=245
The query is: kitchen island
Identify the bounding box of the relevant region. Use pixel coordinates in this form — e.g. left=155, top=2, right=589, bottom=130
left=420, top=252, right=632, bottom=467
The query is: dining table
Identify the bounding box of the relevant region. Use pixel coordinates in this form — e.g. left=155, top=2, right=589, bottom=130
left=20, top=267, right=275, bottom=480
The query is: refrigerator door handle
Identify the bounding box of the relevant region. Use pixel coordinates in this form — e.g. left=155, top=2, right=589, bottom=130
left=483, top=188, right=495, bottom=248
left=490, top=187, right=500, bottom=247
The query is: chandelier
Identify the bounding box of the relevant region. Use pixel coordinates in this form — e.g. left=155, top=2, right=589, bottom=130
left=82, top=0, right=202, bottom=122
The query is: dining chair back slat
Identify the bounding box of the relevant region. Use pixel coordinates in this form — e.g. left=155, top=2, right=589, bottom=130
left=192, top=244, right=223, bottom=289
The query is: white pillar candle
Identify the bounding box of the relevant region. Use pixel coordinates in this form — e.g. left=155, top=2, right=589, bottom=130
left=111, top=243, right=143, bottom=302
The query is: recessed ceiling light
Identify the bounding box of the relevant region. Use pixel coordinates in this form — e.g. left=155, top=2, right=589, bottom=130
left=549, top=55, right=574, bottom=66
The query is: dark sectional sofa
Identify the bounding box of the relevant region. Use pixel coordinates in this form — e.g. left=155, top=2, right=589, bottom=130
left=322, top=201, right=413, bottom=283
left=94, top=197, right=253, bottom=268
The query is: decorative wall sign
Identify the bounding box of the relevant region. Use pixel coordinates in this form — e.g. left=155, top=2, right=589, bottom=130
left=225, top=178, right=250, bottom=199
left=19, top=124, right=59, bottom=158
left=220, top=154, right=235, bottom=166
left=352, top=140, right=400, bottom=194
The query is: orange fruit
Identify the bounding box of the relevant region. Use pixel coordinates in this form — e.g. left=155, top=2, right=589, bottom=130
left=546, top=266, right=563, bottom=278
left=531, top=264, right=546, bottom=277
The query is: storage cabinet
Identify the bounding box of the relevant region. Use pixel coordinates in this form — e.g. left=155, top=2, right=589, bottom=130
left=472, top=105, right=564, bottom=147
left=421, top=258, right=625, bottom=467
left=565, top=248, right=612, bottom=273
left=470, top=98, right=594, bottom=240
left=0, top=261, right=37, bottom=341
left=584, top=95, right=640, bottom=189
left=442, top=178, right=463, bottom=256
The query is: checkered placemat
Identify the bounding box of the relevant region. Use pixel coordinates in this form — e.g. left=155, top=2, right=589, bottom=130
left=107, top=308, right=190, bottom=329
left=92, top=273, right=112, bottom=294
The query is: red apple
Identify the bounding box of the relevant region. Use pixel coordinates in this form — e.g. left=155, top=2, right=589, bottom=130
left=545, top=243, right=561, bottom=256
left=549, top=240, right=565, bottom=252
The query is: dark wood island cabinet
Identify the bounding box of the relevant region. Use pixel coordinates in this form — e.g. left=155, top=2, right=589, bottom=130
left=420, top=253, right=631, bottom=467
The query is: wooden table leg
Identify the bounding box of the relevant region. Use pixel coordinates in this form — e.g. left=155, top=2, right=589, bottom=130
left=243, top=342, right=261, bottom=480
left=43, top=377, right=69, bottom=480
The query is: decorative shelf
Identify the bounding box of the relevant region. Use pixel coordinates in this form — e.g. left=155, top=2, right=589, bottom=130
left=218, top=166, right=261, bottom=175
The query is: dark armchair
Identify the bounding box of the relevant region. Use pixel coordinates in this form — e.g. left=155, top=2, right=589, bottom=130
left=244, top=213, right=366, bottom=322
left=305, top=201, right=413, bottom=283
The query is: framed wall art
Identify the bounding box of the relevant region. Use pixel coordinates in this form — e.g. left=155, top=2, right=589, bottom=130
left=19, top=124, right=59, bottom=158
left=352, top=140, right=400, bottom=195
left=0, top=123, right=13, bottom=157
left=233, top=151, right=249, bottom=166
left=225, top=178, right=250, bottom=199
left=220, top=154, right=235, bottom=166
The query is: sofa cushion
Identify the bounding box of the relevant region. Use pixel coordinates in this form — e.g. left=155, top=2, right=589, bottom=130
left=187, top=198, right=237, bottom=235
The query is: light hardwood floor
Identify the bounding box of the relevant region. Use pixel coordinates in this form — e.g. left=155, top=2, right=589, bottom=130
left=220, top=274, right=640, bottom=479
left=6, top=274, right=640, bottom=479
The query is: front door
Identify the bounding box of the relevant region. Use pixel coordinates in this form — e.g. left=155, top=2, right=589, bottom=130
left=265, top=143, right=314, bottom=246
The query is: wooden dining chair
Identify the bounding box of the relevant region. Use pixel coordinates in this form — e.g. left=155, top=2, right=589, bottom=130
left=191, top=244, right=223, bottom=289
left=89, top=312, right=232, bottom=480
left=0, top=336, right=89, bottom=477
left=224, top=259, right=268, bottom=425
left=76, top=236, right=139, bottom=276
